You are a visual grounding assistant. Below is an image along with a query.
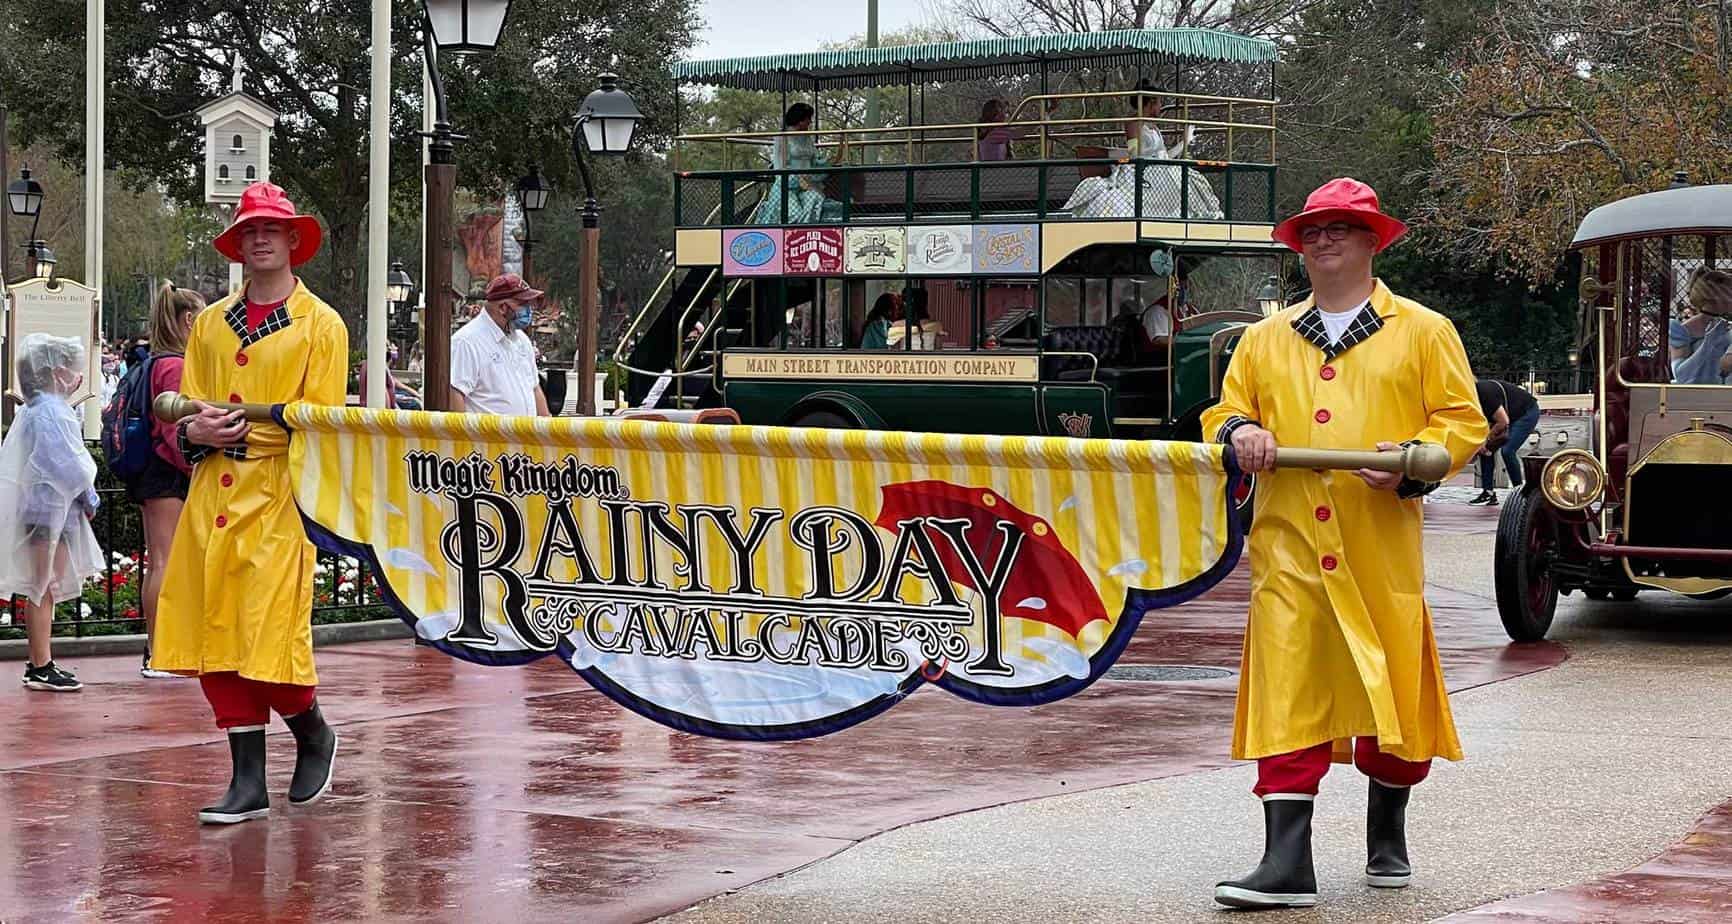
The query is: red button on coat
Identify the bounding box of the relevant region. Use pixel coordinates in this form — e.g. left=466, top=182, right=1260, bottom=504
left=220, top=474, right=234, bottom=487
left=1320, top=365, right=1336, bottom=381
left=1315, top=506, right=1331, bottom=522
left=215, top=515, right=228, bottom=528
left=1315, top=409, right=1332, bottom=424
left=229, top=393, right=242, bottom=403
left=235, top=351, right=249, bottom=367
left=1321, top=554, right=1338, bottom=571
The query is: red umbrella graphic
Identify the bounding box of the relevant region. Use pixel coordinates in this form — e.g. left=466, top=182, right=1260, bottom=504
left=874, top=480, right=1111, bottom=638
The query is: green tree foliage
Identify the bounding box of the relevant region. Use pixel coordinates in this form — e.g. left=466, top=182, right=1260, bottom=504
left=1429, top=0, right=1730, bottom=278
left=0, top=0, right=699, bottom=327
left=1275, top=0, right=1578, bottom=374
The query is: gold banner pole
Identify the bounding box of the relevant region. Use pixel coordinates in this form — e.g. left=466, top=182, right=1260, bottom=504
left=152, top=390, right=1451, bottom=481
left=153, top=391, right=277, bottom=423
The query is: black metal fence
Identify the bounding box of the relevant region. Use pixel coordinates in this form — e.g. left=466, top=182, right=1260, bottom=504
left=0, top=449, right=391, bottom=641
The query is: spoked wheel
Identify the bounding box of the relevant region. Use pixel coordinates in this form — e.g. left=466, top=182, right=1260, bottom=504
left=1494, top=485, right=1560, bottom=642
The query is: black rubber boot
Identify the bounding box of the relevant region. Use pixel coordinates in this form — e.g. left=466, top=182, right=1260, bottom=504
left=198, top=727, right=270, bottom=824
left=1214, top=795, right=1319, bottom=908
left=1366, top=779, right=1413, bottom=887
left=284, top=701, right=338, bottom=805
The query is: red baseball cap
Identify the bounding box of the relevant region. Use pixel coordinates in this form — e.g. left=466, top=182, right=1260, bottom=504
left=1272, top=178, right=1409, bottom=254
left=484, top=273, right=545, bottom=303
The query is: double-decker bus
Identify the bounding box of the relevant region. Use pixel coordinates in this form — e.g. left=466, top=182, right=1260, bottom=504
left=619, top=28, right=1288, bottom=443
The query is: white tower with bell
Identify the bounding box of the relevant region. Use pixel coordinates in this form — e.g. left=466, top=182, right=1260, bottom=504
left=197, top=64, right=278, bottom=292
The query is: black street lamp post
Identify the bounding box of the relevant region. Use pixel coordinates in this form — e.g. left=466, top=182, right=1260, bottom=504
left=418, top=0, right=513, bottom=411
left=7, top=165, right=47, bottom=277
left=514, top=164, right=550, bottom=281
left=387, top=260, right=417, bottom=359
left=571, top=75, right=643, bottom=415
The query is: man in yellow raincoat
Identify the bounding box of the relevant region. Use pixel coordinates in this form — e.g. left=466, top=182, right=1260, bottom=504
left=154, top=183, right=349, bottom=824
left=1201, top=178, right=1487, bottom=909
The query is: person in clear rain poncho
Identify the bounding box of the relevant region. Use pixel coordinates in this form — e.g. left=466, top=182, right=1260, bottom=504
left=0, top=334, right=105, bottom=692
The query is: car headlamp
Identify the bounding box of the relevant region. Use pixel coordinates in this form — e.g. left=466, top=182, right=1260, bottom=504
left=1540, top=449, right=1605, bottom=511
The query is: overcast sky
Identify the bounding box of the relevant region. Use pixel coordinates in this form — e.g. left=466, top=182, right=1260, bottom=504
left=692, top=0, right=939, bottom=62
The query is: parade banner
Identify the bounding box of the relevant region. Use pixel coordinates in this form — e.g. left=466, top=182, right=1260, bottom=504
left=284, top=405, right=1242, bottom=740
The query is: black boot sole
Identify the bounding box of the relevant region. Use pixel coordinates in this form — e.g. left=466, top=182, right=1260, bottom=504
left=1214, top=884, right=1319, bottom=908
left=289, top=731, right=338, bottom=806
left=198, top=806, right=269, bottom=825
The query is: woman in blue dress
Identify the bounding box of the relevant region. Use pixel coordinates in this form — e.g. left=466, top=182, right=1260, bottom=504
left=754, top=103, right=843, bottom=225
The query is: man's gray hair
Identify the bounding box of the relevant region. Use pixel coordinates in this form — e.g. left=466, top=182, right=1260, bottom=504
left=16, top=333, right=86, bottom=398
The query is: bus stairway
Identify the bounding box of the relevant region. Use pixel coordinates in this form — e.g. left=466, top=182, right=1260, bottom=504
left=623, top=268, right=723, bottom=405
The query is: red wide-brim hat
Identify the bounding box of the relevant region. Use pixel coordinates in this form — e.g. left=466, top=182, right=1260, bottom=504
left=213, top=182, right=324, bottom=267
left=1272, top=177, right=1409, bottom=254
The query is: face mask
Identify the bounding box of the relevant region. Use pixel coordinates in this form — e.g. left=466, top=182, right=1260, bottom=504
left=51, top=371, right=83, bottom=397
left=511, top=305, right=535, bottom=330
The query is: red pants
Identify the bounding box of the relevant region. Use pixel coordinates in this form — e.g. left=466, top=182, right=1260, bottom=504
left=200, top=672, right=316, bottom=730
left=1254, top=739, right=1431, bottom=797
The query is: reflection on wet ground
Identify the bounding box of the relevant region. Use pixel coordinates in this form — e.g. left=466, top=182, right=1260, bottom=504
left=0, top=503, right=1566, bottom=922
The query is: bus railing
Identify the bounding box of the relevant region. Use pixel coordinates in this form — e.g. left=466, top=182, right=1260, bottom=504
left=676, top=89, right=1276, bottom=170
left=675, top=158, right=1276, bottom=228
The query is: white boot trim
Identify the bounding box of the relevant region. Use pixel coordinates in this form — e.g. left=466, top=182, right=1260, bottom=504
left=227, top=724, right=267, bottom=734
left=1261, top=793, right=1315, bottom=802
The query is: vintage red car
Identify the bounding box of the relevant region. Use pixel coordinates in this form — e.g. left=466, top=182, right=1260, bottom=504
left=1495, top=179, right=1732, bottom=641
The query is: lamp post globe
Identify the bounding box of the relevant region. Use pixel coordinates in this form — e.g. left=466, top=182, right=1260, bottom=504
left=1256, top=275, right=1282, bottom=316
left=577, top=76, right=644, bottom=155
left=387, top=260, right=415, bottom=306
left=7, top=165, right=43, bottom=218
left=420, top=0, right=513, bottom=55
left=515, top=165, right=551, bottom=213
left=34, top=244, right=56, bottom=279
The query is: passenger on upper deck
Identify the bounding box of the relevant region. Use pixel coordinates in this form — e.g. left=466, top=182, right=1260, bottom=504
left=975, top=97, right=1058, bottom=161
left=752, top=103, right=843, bottom=225
left=1061, top=79, right=1224, bottom=221
left=1672, top=268, right=1732, bottom=385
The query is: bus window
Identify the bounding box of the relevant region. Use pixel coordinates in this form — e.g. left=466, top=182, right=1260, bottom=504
left=819, top=279, right=848, bottom=348
left=1178, top=254, right=1285, bottom=318
left=982, top=280, right=1038, bottom=349
left=1044, top=278, right=1082, bottom=328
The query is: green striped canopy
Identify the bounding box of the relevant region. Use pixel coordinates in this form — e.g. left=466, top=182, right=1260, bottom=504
left=673, top=29, right=1278, bottom=91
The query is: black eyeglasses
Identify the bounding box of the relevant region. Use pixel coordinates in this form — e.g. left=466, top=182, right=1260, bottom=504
left=1299, top=222, right=1369, bottom=244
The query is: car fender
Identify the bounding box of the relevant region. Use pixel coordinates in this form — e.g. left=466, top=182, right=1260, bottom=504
left=781, top=390, right=887, bottom=430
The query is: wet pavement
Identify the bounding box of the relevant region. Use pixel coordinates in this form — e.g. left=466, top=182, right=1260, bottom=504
left=672, top=502, right=1732, bottom=924
left=6, top=502, right=1718, bottom=923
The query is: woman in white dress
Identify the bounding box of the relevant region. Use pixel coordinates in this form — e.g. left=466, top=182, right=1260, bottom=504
left=1063, top=83, right=1223, bottom=221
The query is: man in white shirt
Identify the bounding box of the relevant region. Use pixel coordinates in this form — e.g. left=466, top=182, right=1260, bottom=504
left=449, top=273, right=550, bottom=416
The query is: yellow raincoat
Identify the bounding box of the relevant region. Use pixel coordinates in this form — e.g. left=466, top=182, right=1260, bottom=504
left=1201, top=281, right=1487, bottom=764
left=154, top=282, right=348, bottom=685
